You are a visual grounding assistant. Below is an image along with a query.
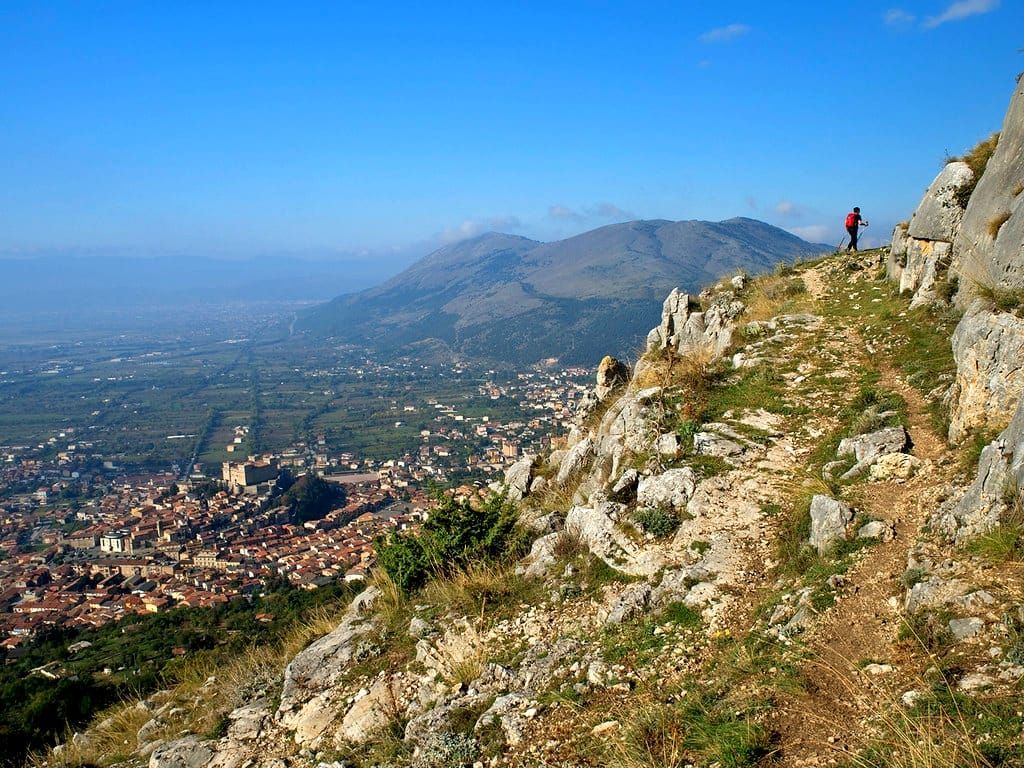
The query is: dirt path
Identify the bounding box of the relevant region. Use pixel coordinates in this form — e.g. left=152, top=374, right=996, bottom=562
left=771, top=264, right=955, bottom=766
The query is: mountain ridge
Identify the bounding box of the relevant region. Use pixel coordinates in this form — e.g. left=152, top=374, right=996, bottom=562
left=296, top=217, right=829, bottom=365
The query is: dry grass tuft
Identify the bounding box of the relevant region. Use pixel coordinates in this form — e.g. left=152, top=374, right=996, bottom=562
left=987, top=211, right=1011, bottom=239
left=742, top=274, right=810, bottom=323
left=423, top=561, right=531, bottom=618
left=34, top=699, right=154, bottom=768
left=948, top=132, right=999, bottom=207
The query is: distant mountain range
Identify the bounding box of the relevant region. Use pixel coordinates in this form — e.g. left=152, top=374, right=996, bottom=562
left=296, top=217, right=829, bottom=365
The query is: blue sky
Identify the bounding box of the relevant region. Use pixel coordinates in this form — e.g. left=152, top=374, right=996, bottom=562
left=0, top=0, right=1020, bottom=273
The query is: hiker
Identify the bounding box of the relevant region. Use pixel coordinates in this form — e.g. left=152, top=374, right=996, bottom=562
left=845, top=207, right=868, bottom=252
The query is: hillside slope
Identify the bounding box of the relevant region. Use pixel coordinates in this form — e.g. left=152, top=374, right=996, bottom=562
left=296, top=218, right=828, bottom=365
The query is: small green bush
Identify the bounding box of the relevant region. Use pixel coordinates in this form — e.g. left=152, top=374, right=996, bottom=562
left=634, top=507, right=682, bottom=538
left=376, top=492, right=522, bottom=593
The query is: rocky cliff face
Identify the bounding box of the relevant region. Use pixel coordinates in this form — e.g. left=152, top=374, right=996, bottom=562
left=884, top=78, right=1024, bottom=554
left=887, top=160, right=974, bottom=306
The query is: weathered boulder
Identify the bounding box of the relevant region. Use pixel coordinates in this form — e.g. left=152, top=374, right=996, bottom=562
left=404, top=693, right=492, bottom=747
left=655, top=431, right=682, bottom=458
left=277, top=586, right=380, bottom=744
left=869, top=452, right=923, bottom=481
left=908, top=161, right=974, bottom=242
left=693, top=431, right=745, bottom=459
left=934, top=396, right=1024, bottom=544
left=947, top=310, right=1024, bottom=444
left=574, top=389, right=600, bottom=423
left=226, top=700, right=270, bottom=742
left=503, top=454, right=535, bottom=501
left=887, top=222, right=909, bottom=282
left=837, top=426, right=909, bottom=478
left=948, top=617, right=984, bottom=641
left=900, top=239, right=954, bottom=307
left=808, top=495, right=854, bottom=554
left=904, top=577, right=971, bottom=614
left=595, top=356, right=630, bottom=401
left=566, top=502, right=668, bottom=576
left=149, top=736, right=213, bottom=768
left=857, top=520, right=896, bottom=542
left=645, top=288, right=744, bottom=357
left=602, top=583, right=652, bottom=625
left=476, top=693, right=537, bottom=747
left=636, top=468, right=697, bottom=512
left=519, top=532, right=560, bottom=579
left=609, top=468, right=639, bottom=502
left=555, top=437, right=593, bottom=486
left=336, top=676, right=403, bottom=745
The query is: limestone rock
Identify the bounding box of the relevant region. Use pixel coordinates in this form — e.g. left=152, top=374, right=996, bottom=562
left=645, top=288, right=744, bottom=358
left=149, top=736, right=213, bottom=768
left=336, top=676, right=403, bottom=745
left=555, top=437, right=593, bottom=486
left=636, top=468, right=697, bottom=512
left=808, top=495, right=854, bottom=554
left=409, top=616, right=433, bottom=639
left=503, top=454, right=534, bottom=501
left=934, top=396, right=1024, bottom=544
left=655, top=431, right=682, bottom=458
left=595, top=356, right=630, bottom=401
left=693, top=431, right=744, bottom=459
left=947, top=310, right=1024, bottom=444
left=869, top=452, right=923, bottom=481
left=887, top=223, right=909, bottom=282
left=954, top=78, right=1024, bottom=300
left=404, top=693, right=492, bottom=747
left=857, top=520, right=896, bottom=541
left=574, top=389, right=600, bottom=424
left=226, top=701, right=269, bottom=742
left=904, top=578, right=971, bottom=614
left=900, top=239, right=953, bottom=307
left=609, top=468, right=639, bottom=502
left=837, top=426, right=909, bottom=478
left=476, top=693, right=537, bottom=747
left=957, top=673, right=995, bottom=692
left=948, top=617, right=984, bottom=641
left=602, top=583, right=652, bottom=625
left=519, top=532, right=560, bottom=579
left=277, top=586, right=381, bottom=744
left=907, top=161, right=974, bottom=242
left=566, top=502, right=668, bottom=576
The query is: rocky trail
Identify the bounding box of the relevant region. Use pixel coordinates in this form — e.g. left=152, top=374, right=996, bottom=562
left=771, top=261, right=960, bottom=765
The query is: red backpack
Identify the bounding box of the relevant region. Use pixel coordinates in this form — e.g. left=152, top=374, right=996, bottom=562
left=845, top=212, right=858, bottom=228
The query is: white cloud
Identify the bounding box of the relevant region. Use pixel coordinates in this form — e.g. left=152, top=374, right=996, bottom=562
left=924, top=0, right=999, bottom=28
left=588, top=202, right=634, bottom=220
left=787, top=224, right=832, bottom=243
left=437, top=215, right=522, bottom=244
left=775, top=200, right=798, bottom=216
left=884, top=8, right=916, bottom=24
left=547, top=205, right=585, bottom=223
left=699, top=23, right=751, bottom=43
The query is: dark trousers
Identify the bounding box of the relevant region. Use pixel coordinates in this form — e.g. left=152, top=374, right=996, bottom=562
left=846, top=226, right=858, bottom=251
